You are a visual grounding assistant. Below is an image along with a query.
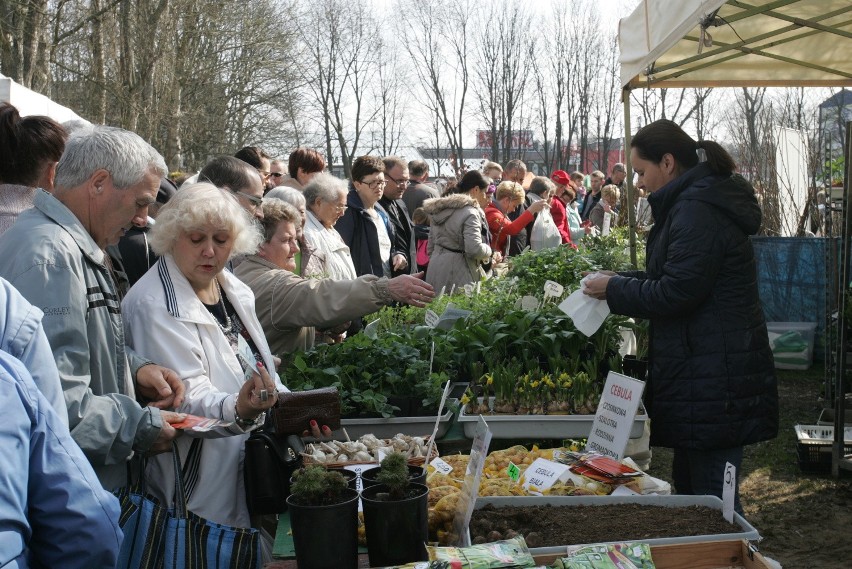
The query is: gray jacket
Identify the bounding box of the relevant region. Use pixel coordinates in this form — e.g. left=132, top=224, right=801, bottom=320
left=0, top=190, right=163, bottom=490
left=422, top=194, right=491, bottom=294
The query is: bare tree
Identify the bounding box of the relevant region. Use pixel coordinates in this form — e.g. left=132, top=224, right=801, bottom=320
left=399, top=0, right=472, bottom=175
left=297, top=0, right=381, bottom=178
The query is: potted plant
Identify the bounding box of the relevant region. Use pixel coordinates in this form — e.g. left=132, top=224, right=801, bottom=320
left=360, top=452, right=429, bottom=567
left=286, top=465, right=359, bottom=569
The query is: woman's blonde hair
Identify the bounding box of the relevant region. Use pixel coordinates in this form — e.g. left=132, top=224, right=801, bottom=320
left=601, top=184, right=620, bottom=202
left=148, top=182, right=262, bottom=258
left=495, top=180, right=524, bottom=203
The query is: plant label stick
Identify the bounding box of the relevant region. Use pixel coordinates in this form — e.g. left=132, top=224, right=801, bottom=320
left=425, top=309, right=439, bottom=328
left=425, top=380, right=453, bottom=468
left=722, top=462, right=736, bottom=523
left=363, top=318, right=380, bottom=339
left=544, top=280, right=564, bottom=301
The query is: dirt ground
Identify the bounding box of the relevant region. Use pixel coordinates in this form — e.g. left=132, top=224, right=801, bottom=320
left=469, top=502, right=741, bottom=547
left=646, top=367, right=852, bottom=569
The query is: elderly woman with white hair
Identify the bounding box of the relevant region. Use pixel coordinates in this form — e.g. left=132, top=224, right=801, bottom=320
left=121, top=182, right=282, bottom=532
left=302, top=172, right=357, bottom=281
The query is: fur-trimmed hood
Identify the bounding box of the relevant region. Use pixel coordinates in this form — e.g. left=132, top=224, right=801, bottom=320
left=422, top=193, right=478, bottom=225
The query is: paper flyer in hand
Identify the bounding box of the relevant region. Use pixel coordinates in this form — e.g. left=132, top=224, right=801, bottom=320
left=170, top=414, right=232, bottom=432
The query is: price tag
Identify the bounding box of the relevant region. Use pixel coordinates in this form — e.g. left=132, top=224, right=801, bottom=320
left=722, top=462, right=736, bottom=523
left=377, top=448, right=388, bottom=462
left=506, top=462, right=521, bottom=481
left=544, top=280, right=564, bottom=298
left=585, top=371, right=646, bottom=460
left=463, top=284, right=474, bottom=296
left=522, top=458, right=570, bottom=493
left=430, top=457, right=454, bottom=476
left=425, top=309, right=439, bottom=327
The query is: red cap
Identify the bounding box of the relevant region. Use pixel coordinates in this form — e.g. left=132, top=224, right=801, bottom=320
left=551, top=170, right=571, bottom=186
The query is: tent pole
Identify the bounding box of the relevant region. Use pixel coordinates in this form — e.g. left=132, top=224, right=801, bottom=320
left=623, top=86, right=637, bottom=268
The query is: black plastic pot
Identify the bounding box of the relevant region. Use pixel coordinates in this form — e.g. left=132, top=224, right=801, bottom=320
left=360, top=464, right=426, bottom=489
left=286, top=487, right=359, bottom=569
left=360, top=482, right=429, bottom=567
left=622, top=355, right=649, bottom=381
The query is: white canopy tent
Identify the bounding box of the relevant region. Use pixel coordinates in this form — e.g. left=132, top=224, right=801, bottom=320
left=0, top=73, right=89, bottom=124
left=617, top=0, right=852, bottom=260
left=617, top=0, right=852, bottom=475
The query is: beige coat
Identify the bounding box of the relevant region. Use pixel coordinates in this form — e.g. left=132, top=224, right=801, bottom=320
left=234, top=255, right=394, bottom=356
left=422, top=194, right=491, bottom=294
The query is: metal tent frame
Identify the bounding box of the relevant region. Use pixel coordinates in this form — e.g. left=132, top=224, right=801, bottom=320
left=618, top=0, right=852, bottom=475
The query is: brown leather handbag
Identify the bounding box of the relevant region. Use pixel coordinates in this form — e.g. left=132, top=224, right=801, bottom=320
left=272, top=387, right=341, bottom=436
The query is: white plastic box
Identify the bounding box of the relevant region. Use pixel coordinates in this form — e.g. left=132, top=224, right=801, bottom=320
left=766, top=321, right=817, bottom=370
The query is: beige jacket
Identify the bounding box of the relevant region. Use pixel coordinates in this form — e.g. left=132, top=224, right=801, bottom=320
left=235, top=255, right=394, bottom=355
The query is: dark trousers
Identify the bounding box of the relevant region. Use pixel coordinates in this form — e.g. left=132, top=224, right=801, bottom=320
left=672, top=446, right=744, bottom=515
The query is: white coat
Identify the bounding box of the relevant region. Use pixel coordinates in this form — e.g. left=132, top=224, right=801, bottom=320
left=122, top=254, right=284, bottom=528
left=303, top=210, right=357, bottom=281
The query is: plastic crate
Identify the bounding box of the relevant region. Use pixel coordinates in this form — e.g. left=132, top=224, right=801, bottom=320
left=794, top=424, right=852, bottom=473
left=767, top=322, right=817, bottom=370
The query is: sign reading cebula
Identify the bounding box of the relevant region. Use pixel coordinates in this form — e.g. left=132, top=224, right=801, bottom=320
left=585, top=371, right=645, bottom=460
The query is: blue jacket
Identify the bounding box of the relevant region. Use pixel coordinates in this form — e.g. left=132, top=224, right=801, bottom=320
left=0, top=277, right=66, bottom=426
left=335, top=189, right=394, bottom=277
left=606, top=163, right=778, bottom=450
left=0, top=350, right=122, bottom=568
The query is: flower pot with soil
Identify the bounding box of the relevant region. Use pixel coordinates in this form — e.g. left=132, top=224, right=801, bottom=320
left=286, top=465, right=359, bottom=569
left=360, top=462, right=426, bottom=489
left=360, top=452, right=429, bottom=567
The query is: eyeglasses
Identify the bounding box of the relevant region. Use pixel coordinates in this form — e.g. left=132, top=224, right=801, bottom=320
left=386, top=175, right=410, bottom=187
left=329, top=203, right=348, bottom=212
left=269, top=172, right=285, bottom=179
left=234, top=190, right=263, bottom=209
left=358, top=178, right=386, bottom=189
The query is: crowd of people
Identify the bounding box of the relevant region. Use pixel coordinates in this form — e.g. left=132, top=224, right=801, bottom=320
left=0, top=98, right=777, bottom=567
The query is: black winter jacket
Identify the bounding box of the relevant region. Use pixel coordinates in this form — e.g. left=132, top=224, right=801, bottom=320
left=335, top=189, right=394, bottom=278
left=606, top=162, right=778, bottom=450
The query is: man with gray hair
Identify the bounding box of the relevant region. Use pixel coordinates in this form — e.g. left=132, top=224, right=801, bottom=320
left=0, top=125, right=185, bottom=490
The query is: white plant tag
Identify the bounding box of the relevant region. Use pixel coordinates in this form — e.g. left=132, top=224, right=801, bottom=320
left=430, top=457, right=453, bottom=476
left=722, top=462, right=736, bottom=523
left=520, top=295, right=539, bottom=311
left=522, top=458, right=570, bottom=493
left=425, top=309, right=439, bottom=327
left=363, top=318, right=380, bottom=339
left=463, top=284, right=474, bottom=296
left=544, top=280, right=564, bottom=299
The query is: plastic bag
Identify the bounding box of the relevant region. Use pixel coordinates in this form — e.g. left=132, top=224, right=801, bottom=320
left=530, top=208, right=561, bottom=251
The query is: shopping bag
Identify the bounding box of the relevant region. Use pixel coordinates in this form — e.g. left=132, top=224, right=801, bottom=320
left=113, top=461, right=167, bottom=569
left=164, top=442, right=262, bottom=569
left=530, top=207, right=562, bottom=251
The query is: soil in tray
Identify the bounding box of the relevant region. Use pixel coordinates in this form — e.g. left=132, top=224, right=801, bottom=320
left=469, top=503, right=740, bottom=547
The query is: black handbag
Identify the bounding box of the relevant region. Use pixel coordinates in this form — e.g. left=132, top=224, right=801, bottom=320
left=244, top=428, right=305, bottom=516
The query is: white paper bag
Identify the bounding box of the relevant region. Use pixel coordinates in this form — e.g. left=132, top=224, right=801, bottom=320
left=558, top=274, right=611, bottom=336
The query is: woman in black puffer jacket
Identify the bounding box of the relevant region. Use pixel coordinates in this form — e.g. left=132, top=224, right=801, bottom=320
left=584, top=119, right=778, bottom=513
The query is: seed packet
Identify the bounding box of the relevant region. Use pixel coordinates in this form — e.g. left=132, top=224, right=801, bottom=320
left=426, top=535, right=537, bottom=568
left=553, top=542, right=656, bottom=569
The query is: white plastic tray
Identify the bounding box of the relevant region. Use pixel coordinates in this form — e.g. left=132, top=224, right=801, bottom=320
left=327, top=399, right=457, bottom=440
left=470, top=495, right=760, bottom=553
left=457, top=400, right=647, bottom=439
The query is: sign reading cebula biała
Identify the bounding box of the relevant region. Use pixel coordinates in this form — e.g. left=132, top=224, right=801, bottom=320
left=585, top=372, right=645, bottom=460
